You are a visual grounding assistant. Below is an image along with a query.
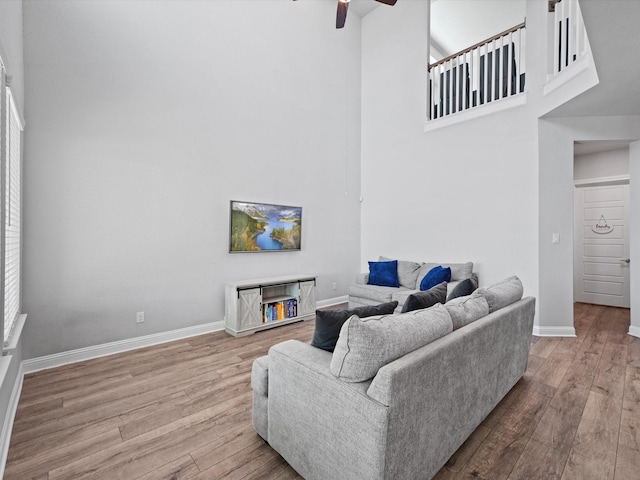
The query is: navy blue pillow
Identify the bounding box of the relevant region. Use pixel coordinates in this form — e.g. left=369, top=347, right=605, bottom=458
left=420, top=266, right=451, bottom=291
left=368, top=260, right=399, bottom=287
left=446, top=275, right=479, bottom=302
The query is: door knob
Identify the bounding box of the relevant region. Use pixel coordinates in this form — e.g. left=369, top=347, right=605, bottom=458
left=622, top=258, right=630, bottom=263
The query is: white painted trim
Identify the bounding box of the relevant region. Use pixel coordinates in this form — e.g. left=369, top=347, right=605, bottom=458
left=574, top=175, right=629, bottom=187
left=3, top=314, right=27, bottom=352
left=629, top=325, right=640, bottom=338
left=317, top=295, right=348, bottom=309
left=0, top=360, right=23, bottom=479
left=543, top=51, right=591, bottom=96
left=532, top=325, right=577, bottom=337
left=424, top=93, right=527, bottom=133
left=22, top=321, right=224, bottom=374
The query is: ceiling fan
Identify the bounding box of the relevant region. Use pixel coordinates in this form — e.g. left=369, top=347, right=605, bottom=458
left=336, top=0, right=397, bottom=29
left=293, top=0, right=398, bottom=29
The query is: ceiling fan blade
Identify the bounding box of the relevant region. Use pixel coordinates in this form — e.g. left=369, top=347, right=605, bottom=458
left=375, top=0, right=397, bottom=5
left=336, top=1, right=348, bottom=29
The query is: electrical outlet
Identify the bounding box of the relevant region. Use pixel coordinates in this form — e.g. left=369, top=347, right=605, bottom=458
left=332, top=282, right=337, bottom=290
left=136, top=311, right=145, bottom=323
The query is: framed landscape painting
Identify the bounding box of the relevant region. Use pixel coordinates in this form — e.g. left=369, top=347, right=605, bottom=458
left=229, top=201, right=302, bottom=253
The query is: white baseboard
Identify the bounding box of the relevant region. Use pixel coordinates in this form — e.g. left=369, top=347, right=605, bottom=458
left=0, top=361, right=23, bottom=479
left=316, top=295, right=348, bottom=309
left=532, top=325, right=577, bottom=337
left=629, top=325, right=640, bottom=338
left=22, top=321, right=224, bottom=374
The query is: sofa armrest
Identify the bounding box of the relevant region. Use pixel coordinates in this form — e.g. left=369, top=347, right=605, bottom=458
left=251, top=355, right=270, bottom=440
left=355, top=272, right=369, bottom=284
left=251, top=355, right=269, bottom=396
left=267, top=340, right=389, bottom=480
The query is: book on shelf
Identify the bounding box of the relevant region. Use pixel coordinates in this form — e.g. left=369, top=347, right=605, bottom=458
left=262, top=298, right=299, bottom=323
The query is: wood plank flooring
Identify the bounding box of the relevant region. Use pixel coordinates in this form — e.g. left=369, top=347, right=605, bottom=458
left=6, top=302, right=640, bottom=479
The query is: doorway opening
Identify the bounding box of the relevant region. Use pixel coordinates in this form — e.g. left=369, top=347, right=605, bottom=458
left=573, top=141, right=631, bottom=309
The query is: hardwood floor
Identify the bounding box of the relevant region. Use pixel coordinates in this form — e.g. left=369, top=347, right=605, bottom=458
left=5, top=302, right=639, bottom=479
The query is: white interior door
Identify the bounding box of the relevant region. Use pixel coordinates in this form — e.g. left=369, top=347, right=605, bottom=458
left=574, top=184, right=630, bottom=307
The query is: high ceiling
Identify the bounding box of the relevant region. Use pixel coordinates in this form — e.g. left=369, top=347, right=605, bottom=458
left=430, top=0, right=525, bottom=60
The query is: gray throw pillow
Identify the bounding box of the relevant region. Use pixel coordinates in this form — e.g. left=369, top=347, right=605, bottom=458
left=401, top=281, right=447, bottom=313
left=473, top=275, right=523, bottom=313
left=444, top=295, right=489, bottom=330
left=330, top=304, right=453, bottom=382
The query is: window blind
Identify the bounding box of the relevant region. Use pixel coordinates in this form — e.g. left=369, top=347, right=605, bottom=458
left=2, top=84, right=22, bottom=346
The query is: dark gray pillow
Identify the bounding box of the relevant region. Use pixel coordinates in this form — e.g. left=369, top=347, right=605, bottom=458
left=446, top=275, right=479, bottom=302
left=401, top=282, right=447, bottom=313
left=311, top=301, right=398, bottom=352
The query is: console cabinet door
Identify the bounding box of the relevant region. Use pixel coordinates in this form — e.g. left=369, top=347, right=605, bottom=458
left=298, top=280, right=316, bottom=315
left=238, top=288, right=262, bottom=330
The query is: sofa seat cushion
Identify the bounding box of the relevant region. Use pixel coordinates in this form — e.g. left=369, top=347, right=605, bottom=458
left=311, top=301, right=399, bottom=352
left=330, top=304, right=453, bottom=382
left=474, top=275, right=523, bottom=313
left=349, top=283, right=411, bottom=304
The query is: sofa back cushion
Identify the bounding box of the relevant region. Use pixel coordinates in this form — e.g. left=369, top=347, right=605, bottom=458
left=330, top=304, right=453, bottom=382
left=473, top=275, right=523, bottom=313
left=444, top=295, right=489, bottom=330
left=311, top=301, right=398, bottom=352
left=379, top=256, right=422, bottom=289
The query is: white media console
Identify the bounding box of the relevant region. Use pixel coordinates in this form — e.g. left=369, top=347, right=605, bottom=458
left=224, top=274, right=316, bottom=337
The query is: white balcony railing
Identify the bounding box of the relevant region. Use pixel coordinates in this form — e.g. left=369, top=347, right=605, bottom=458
left=428, top=22, right=526, bottom=121
left=550, top=0, right=588, bottom=76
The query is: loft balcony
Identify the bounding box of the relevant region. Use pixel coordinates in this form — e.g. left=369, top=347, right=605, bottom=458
left=428, top=22, right=526, bottom=121
left=427, top=0, right=591, bottom=123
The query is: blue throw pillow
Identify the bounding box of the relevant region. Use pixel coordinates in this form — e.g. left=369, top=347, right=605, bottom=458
left=368, top=260, right=399, bottom=287
left=420, top=265, right=451, bottom=291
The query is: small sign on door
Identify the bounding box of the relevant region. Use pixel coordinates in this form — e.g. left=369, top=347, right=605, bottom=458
left=591, top=215, right=614, bottom=234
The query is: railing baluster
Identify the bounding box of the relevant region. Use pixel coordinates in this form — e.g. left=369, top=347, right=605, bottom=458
left=507, top=32, right=513, bottom=97
left=462, top=51, right=467, bottom=110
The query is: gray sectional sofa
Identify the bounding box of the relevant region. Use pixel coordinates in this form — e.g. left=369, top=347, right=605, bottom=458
left=251, top=276, right=535, bottom=480
left=348, top=258, right=476, bottom=312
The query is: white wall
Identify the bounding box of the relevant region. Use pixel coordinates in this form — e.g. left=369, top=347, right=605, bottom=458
left=361, top=1, right=540, bottom=299
left=0, top=0, right=24, bottom=113
left=574, top=147, right=629, bottom=181
left=22, top=0, right=363, bottom=359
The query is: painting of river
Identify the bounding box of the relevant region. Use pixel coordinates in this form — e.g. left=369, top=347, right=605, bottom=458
left=229, top=201, right=302, bottom=253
